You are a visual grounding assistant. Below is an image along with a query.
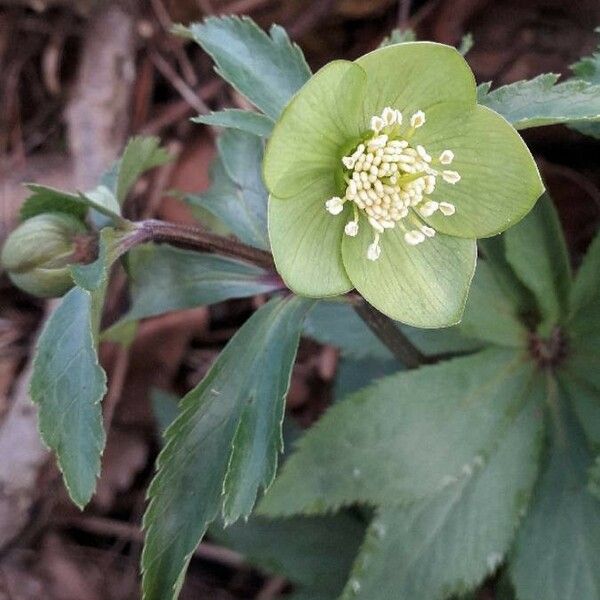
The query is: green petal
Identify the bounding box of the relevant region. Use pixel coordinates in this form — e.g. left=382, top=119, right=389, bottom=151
left=355, top=42, right=476, bottom=129
left=342, top=224, right=477, bottom=327
left=263, top=60, right=366, bottom=198
left=412, top=103, right=544, bottom=238
left=269, top=177, right=352, bottom=297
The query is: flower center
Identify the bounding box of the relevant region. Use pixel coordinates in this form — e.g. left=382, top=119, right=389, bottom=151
left=325, top=107, right=460, bottom=261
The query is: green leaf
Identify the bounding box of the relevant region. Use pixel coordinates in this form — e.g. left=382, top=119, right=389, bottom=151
left=341, top=225, right=476, bottom=328
left=141, top=296, right=312, bottom=600
left=477, top=74, right=600, bottom=129
left=569, top=31, right=600, bottom=138
left=20, top=184, right=88, bottom=221
left=188, top=129, right=269, bottom=249
left=31, top=288, right=106, bottom=508
left=122, top=244, right=281, bottom=321
left=193, top=109, right=274, bottom=137
left=260, top=348, right=536, bottom=515
left=304, top=300, right=480, bottom=361
left=71, top=228, right=122, bottom=292
left=559, top=372, right=600, bottom=454
left=510, top=392, right=600, bottom=600
left=304, top=301, right=390, bottom=359
left=20, top=183, right=127, bottom=228
left=378, top=28, right=416, bottom=47
left=589, top=456, right=600, bottom=500
left=478, top=236, right=537, bottom=317
left=29, top=229, right=118, bottom=508
left=218, top=130, right=268, bottom=246
left=459, top=259, right=527, bottom=347
left=571, top=31, right=600, bottom=84
left=341, top=394, right=542, bottom=600
left=182, top=16, right=311, bottom=120
left=568, top=226, right=600, bottom=346
left=84, top=185, right=121, bottom=217
left=564, top=228, right=600, bottom=395
left=210, top=513, right=364, bottom=596
left=504, top=194, right=571, bottom=333
left=334, top=356, right=399, bottom=402
left=113, top=136, right=171, bottom=204
left=458, top=32, right=474, bottom=56
left=100, top=318, right=138, bottom=347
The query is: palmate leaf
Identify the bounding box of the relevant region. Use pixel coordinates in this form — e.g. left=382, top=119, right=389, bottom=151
left=180, top=16, right=311, bottom=120
left=478, top=236, right=536, bottom=317
left=334, top=357, right=400, bottom=402
left=459, top=259, right=528, bottom=347
left=89, top=136, right=170, bottom=227
left=341, top=392, right=543, bottom=600
left=142, top=296, right=313, bottom=600
left=19, top=184, right=88, bottom=221
left=504, top=194, right=571, bottom=333
left=477, top=73, right=600, bottom=129
left=259, top=348, right=537, bottom=515
left=112, top=136, right=171, bottom=204
left=570, top=31, right=600, bottom=138
left=120, top=244, right=281, bottom=322
left=303, top=300, right=480, bottom=362
left=30, top=229, right=120, bottom=507
left=193, top=109, right=274, bottom=137
left=187, top=129, right=269, bottom=250
left=210, top=513, right=364, bottom=597
left=20, top=137, right=168, bottom=229
left=510, top=390, right=600, bottom=600
left=590, top=456, right=600, bottom=501
left=567, top=228, right=600, bottom=389
left=378, top=28, right=417, bottom=47
left=20, top=183, right=125, bottom=227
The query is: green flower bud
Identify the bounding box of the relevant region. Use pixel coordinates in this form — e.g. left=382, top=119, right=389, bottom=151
left=1, top=212, right=89, bottom=298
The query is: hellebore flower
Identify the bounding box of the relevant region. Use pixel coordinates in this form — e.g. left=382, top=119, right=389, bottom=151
left=1, top=212, right=88, bottom=298
left=263, top=42, right=544, bottom=327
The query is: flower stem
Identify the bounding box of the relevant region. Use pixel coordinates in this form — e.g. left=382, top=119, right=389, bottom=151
left=122, top=219, right=275, bottom=271
left=115, top=219, right=424, bottom=370
left=352, top=300, right=426, bottom=368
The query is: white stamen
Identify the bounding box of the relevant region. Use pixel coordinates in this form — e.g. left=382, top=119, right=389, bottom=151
left=442, top=170, right=461, bottom=184
left=439, top=150, right=454, bottom=165
left=342, top=156, right=356, bottom=169
left=325, top=109, right=460, bottom=255
left=344, top=220, right=359, bottom=237
left=410, top=110, right=426, bottom=128
left=370, top=116, right=384, bottom=133
left=439, top=202, right=456, bottom=216
left=382, top=106, right=397, bottom=126
left=368, top=134, right=388, bottom=150
left=404, top=230, right=426, bottom=245
left=419, top=200, right=439, bottom=217
left=367, top=236, right=381, bottom=261
left=325, top=196, right=344, bottom=215
left=368, top=216, right=385, bottom=233
left=352, top=144, right=366, bottom=159
left=416, top=145, right=432, bottom=162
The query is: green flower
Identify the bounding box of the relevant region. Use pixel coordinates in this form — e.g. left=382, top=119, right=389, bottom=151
left=263, top=42, right=544, bottom=327
left=1, top=212, right=88, bottom=298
